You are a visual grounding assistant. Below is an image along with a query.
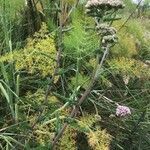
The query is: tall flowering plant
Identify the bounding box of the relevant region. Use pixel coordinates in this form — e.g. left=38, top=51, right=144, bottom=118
left=51, top=0, right=130, bottom=148
left=85, top=0, right=131, bottom=117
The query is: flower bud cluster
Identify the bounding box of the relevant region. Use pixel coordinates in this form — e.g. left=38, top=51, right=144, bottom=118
left=97, top=24, right=116, bottom=36
left=116, top=105, right=131, bottom=117
left=97, top=24, right=118, bottom=46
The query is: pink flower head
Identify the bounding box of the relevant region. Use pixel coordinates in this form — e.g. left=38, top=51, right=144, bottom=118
left=116, top=105, right=131, bottom=117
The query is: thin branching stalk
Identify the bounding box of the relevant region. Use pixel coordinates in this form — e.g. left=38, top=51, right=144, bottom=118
left=45, top=0, right=80, bottom=103
left=118, top=0, right=143, bottom=31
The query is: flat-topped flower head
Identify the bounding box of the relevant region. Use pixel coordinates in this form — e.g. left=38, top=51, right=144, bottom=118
left=85, top=0, right=125, bottom=9
left=116, top=105, right=131, bottom=117
left=85, top=0, right=125, bottom=18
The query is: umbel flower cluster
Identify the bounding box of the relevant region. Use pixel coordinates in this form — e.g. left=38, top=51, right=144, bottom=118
left=116, top=105, right=131, bottom=117
left=85, top=0, right=124, bottom=9
left=85, top=0, right=124, bottom=17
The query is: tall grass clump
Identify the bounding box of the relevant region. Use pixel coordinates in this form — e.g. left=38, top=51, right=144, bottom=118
left=0, top=0, right=24, bottom=121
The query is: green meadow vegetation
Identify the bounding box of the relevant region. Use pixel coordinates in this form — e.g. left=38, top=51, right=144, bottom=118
left=0, top=0, right=149, bottom=149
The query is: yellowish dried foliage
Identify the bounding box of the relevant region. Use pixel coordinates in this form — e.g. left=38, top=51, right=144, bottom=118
left=79, top=115, right=111, bottom=150
left=108, top=57, right=150, bottom=78
left=113, top=33, right=137, bottom=57
left=79, top=114, right=97, bottom=128
left=0, top=23, right=56, bottom=77
left=34, top=125, right=55, bottom=146
left=87, top=129, right=111, bottom=150
left=25, top=89, right=59, bottom=105
left=57, top=128, right=77, bottom=150
left=23, top=89, right=59, bottom=146
left=112, top=20, right=137, bottom=57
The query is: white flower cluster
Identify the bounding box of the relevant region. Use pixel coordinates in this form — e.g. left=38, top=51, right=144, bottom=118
left=85, top=0, right=124, bottom=9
